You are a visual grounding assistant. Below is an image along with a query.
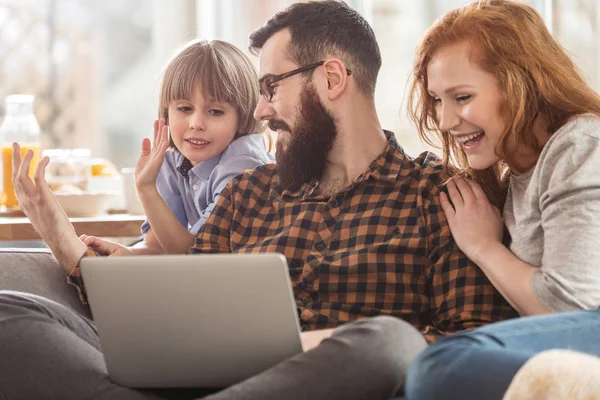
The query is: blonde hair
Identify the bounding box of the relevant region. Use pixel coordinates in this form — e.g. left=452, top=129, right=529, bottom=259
left=159, top=39, right=265, bottom=148
left=408, top=0, right=600, bottom=208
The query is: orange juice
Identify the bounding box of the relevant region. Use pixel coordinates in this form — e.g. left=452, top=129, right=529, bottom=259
left=1, top=145, right=41, bottom=208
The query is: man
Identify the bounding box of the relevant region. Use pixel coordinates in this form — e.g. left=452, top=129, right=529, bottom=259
left=1, top=1, right=516, bottom=399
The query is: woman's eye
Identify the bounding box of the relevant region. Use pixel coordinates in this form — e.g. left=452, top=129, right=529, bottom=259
left=456, top=95, right=472, bottom=102
left=432, top=97, right=441, bottom=104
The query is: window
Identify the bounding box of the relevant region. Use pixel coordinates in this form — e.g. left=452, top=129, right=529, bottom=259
left=0, top=0, right=595, bottom=168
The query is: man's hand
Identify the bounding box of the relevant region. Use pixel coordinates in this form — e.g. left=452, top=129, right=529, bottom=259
left=12, top=143, right=88, bottom=273
left=135, top=119, right=169, bottom=194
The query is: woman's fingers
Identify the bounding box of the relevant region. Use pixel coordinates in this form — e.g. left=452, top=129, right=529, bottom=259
left=440, top=191, right=456, bottom=219
left=452, top=176, right=476, bottom=204
left=465, top=178, right=487, bottom=200
left=446, top=178, right=464, bottom=207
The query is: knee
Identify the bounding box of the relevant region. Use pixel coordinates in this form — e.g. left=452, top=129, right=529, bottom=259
left=335, top=316, right=428, bottom=382
left=0, top=291, right=53, bottom=318
left=404, top=334, right=483, bottom=400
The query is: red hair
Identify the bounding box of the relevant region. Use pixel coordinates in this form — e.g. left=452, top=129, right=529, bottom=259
left=408, top=0, right=600, bottom=207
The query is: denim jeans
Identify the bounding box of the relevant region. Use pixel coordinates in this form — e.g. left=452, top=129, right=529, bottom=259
left=404, top=309, right=600, bottom=400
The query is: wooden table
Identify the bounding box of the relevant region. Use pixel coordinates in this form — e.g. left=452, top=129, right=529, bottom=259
left=0, top=214, right=146, bottom=241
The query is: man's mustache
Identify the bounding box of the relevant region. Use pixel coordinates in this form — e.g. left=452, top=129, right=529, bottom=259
left=268, top=120, right=291, bottom=132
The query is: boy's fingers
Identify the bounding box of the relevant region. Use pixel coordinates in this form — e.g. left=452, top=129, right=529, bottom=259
left=141, top=138, right=151, bottom=156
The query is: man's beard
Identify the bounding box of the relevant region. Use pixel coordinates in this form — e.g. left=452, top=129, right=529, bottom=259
left=271, top=84, right=337, bottom=192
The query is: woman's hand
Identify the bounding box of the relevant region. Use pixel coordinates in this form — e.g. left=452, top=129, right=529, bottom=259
left=135, top=118, right=169, bottom=193
left=440, top=176, right=504, bottom=264
left=12, top=143, right=87, bottom=271
left=79, top=235, right=134, bottom=256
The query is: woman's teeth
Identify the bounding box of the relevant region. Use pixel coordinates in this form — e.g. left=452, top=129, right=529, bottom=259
left=457, top=131, right=484, bottom=144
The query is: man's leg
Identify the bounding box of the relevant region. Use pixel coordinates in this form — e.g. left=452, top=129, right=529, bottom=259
left=0, top=291, right=427, bottom=400
left=204, top=316, right=427, bottom=400
left=404, top=310, right=600, bottom=400
left=0, top=291, right=164, bottom=400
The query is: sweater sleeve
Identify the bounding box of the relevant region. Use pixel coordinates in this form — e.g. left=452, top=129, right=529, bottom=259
left=533, top=121, right=600, bottom=311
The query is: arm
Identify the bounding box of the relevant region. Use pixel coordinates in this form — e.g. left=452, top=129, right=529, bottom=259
left=135, top=119, right=193, bottom=254
left=137, top=186, right=194, bottom=254
left=442, top=177, right=550, bottom=316
left=131, top=228, right=173, bottom=255
left=443, top=129, right=600, bottom=314
left=11, top=143, right=88, bottom=273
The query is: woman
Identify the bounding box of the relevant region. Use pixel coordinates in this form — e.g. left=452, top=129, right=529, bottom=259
left=404, top=1, right=600, bottom=399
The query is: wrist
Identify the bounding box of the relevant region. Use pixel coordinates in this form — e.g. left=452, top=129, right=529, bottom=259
left=54, top=237, right=88, bottom=275
left=137, top=185, right=159, bottom=200
left=471, top=240, right=505, bottom=267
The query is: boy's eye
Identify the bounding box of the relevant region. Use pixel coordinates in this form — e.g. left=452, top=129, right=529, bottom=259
left=208, top=109, right=224, bottom=116
left=177, top=106, right=192, bottom=112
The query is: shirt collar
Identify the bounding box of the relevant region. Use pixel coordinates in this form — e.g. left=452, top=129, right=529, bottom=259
left=277, top=130, right=406, bottom=199
left=176, top=152, right=222, bottom=180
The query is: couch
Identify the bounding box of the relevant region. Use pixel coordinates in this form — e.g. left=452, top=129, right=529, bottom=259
left=0, top=248, right=91, bottom=318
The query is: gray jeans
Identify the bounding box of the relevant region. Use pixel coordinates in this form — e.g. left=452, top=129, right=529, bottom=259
left=0, top=291, right=427, bottom=400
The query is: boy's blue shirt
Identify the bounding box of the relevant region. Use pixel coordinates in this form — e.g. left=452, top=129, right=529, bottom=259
left=141, top=133, right=274, bottom=235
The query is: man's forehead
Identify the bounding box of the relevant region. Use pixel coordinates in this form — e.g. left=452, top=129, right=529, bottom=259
left=257, top=29, right=295, bottom=78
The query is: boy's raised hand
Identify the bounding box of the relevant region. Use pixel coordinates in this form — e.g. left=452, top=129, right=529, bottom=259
left=135, top=118, right=169, bottom=192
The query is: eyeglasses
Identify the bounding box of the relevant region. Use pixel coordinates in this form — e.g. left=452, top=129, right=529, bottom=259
left=259, top=61, right=352, bottom=102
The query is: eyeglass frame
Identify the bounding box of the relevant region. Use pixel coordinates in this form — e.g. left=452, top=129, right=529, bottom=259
left=258, top=61, right=352, bottom=102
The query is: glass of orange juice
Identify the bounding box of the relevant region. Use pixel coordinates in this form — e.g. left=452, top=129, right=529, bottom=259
left=1, top=94, right=43, bottom=210
left=1, top=144, right=41, bottom=209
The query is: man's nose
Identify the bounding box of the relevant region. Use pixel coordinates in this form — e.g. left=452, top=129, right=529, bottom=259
left=254, top=96, right=275, bottom=121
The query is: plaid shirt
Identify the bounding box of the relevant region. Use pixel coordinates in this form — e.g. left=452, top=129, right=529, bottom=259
left=70, top=132, right=516, bottom=342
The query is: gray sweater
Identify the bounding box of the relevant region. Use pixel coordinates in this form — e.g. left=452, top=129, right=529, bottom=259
left=504, top=114, right=600, bottom=312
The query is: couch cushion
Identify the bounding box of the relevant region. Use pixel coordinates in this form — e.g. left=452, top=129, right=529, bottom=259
left=0, top=248, right=91, bottom=318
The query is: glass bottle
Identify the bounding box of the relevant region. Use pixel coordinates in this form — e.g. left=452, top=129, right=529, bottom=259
left=0, top=94, right=42, bottom=209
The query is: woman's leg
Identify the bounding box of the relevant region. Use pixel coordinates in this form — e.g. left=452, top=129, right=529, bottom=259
left=405, top=310, right=600, bottom=400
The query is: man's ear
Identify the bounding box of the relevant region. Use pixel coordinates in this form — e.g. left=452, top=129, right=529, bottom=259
left=322, top=59, right=349, bottom=101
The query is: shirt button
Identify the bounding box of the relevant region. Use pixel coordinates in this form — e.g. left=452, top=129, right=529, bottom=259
left=300, top=309, right=313, bottom=321
left=192, top=184, right=199, bottom=190
left=315, top=241, right=326, bottom=251
left=330, top=198, right=339, bottom=208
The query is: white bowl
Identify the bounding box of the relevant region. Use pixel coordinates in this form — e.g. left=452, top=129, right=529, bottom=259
left=54, top=192, right=118, bottom=217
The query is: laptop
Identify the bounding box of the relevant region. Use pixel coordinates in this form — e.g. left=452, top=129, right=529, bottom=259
left=80, top=253, right=303, bottom=388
